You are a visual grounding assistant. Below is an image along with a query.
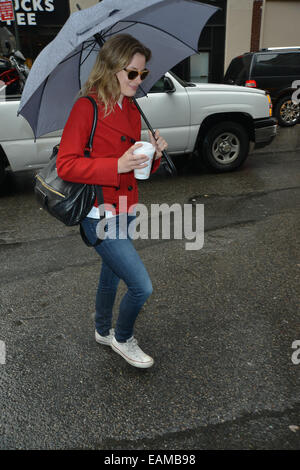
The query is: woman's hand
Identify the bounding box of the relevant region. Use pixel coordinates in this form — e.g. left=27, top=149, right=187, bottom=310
left=118, top=143, right=149, bottom=174
left=148, top=130, right=168, bottom=160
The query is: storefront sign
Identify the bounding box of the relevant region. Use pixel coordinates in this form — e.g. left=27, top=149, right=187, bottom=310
left=0, top=1, right=15, bottom=22
left=0, top=0, right=69, bottom=26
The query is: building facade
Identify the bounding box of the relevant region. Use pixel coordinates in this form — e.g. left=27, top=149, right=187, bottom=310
left=0, top=0, right=226, bottom=82
left=225, top=0, right=300, bottom=71
left=1, top=0, right=300, bottom=81
left=70, top=0, right=227, bottom=83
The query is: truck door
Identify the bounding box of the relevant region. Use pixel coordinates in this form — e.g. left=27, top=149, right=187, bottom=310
left=137, top=74, right=190, bottom=154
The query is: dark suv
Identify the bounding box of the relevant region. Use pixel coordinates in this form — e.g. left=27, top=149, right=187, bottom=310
left=224, top=48, right=300, bottom=126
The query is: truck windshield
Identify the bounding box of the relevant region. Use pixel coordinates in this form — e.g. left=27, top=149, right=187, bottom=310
left=169, top=70, right=191, bottom=87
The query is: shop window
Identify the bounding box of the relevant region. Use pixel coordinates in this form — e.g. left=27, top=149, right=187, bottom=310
left=190, top=52, right=210, bottom=83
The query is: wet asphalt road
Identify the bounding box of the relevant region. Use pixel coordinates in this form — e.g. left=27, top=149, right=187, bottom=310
left=0, top=147, right=299, bottom=450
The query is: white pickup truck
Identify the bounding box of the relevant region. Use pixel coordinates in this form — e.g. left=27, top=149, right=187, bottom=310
left=0, top=71, right=277, bottom=185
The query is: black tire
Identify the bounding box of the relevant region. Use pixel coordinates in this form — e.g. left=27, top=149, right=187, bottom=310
left=275, top=95, right=300, bottom=127
left=0, top=154, right=7, bottom=187
left=201, top=121, right=249, bottom=172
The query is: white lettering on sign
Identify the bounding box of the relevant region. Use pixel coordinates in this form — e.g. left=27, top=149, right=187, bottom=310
left=17, top=11, right=26, bottom=24
left=45, top=0, right=54, bottom=11
left=20, top=0, right=32, bottom=12
left=32, top=0, right=43, bottom=12
left=4, top=0, right=55, bottom=25
left=27, top=11, right=36, bottom=24
left=14, top=0, right=54, bottom=11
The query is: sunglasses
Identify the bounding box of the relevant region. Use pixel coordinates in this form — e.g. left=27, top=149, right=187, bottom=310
left=124, top=68, right=150, bottom=81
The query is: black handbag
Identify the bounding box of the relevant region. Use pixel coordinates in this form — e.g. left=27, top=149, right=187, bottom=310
left=34, top=96, right=104, bottom=230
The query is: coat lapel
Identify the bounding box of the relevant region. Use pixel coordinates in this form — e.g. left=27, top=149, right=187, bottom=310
left=103, top=97, right=141, bottom=140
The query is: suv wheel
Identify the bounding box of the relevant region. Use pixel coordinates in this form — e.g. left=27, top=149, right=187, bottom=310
left=275, top=96, right=300, bottom=127
left=201, top=121, right=249, bottom=172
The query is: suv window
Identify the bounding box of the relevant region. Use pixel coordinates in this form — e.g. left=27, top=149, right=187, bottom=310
left=224, top=55, right=251, bottom=84
left=252, top=52, right=300, bottom=77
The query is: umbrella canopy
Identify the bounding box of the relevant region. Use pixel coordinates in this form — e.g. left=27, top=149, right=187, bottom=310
left=18, top=0, right=218, bottom=138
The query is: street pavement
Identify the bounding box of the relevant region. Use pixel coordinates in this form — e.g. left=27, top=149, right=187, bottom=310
left=0, top=145, right=299, bottom=450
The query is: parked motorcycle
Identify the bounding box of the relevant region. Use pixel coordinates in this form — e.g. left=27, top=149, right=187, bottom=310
left=0, top=38, right=29, bottom=97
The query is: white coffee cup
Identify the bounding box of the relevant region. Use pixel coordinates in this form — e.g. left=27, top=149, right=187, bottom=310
left=133, top=141, right=156, bottom=180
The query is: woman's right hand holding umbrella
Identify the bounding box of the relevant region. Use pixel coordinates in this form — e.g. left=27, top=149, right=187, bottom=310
left=118, top=143, right=149, bottom=174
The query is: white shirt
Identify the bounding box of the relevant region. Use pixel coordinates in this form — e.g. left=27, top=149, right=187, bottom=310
left=87, top=100, right=123, bottom=219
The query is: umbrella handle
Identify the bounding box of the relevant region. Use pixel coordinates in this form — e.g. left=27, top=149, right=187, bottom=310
left=133, top=98, right=177, bottom=176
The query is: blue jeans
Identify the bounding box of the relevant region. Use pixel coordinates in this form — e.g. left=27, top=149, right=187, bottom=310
left=80, top=215, right=153, bottom=342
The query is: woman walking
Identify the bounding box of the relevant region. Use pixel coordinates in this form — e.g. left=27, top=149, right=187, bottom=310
left=56, top=34, right=168, bottom=368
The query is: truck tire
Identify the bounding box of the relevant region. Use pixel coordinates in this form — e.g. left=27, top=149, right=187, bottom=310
left=275, top=95, right=300, bottom=127
left=0, top=154, right=7, bottom=187
left=201, top=121, right=250, bottom=172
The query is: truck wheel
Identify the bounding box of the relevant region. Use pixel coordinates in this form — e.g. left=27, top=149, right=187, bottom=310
left=0, top=154, right=7, bottom=187
left=275, top=96, right=300, bottom=127
left=201, top=121, right=249, bottom=172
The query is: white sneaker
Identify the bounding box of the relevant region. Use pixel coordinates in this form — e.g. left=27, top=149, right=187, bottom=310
left=95, top=328, right=115, bottom=346
left=111, top=336, right=154, bottom=368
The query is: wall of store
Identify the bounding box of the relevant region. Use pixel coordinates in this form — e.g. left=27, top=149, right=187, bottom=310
left=69, top=0, right=226, bottom=83
left=260, top=0, right=300, bottom=48
left=224, top=0, right=253, bottom=71
left=76, top=0, right=225, bottom=83
left=224, top=0, right=300, bottom=74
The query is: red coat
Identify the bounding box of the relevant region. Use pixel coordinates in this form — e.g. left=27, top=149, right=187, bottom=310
left=56, top=95, right=161, bottom=214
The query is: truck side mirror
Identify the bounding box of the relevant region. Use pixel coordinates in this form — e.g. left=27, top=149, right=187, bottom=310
left=164, top=76, right=176, bottom=93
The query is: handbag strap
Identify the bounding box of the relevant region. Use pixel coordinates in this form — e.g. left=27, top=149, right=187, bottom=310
left=83, top=95, right=98, bottom=153
left=82, top=96, right=105, bottom=232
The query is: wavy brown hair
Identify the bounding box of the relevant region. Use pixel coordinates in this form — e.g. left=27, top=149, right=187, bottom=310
left=81, top=34, right=151, bottom=116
